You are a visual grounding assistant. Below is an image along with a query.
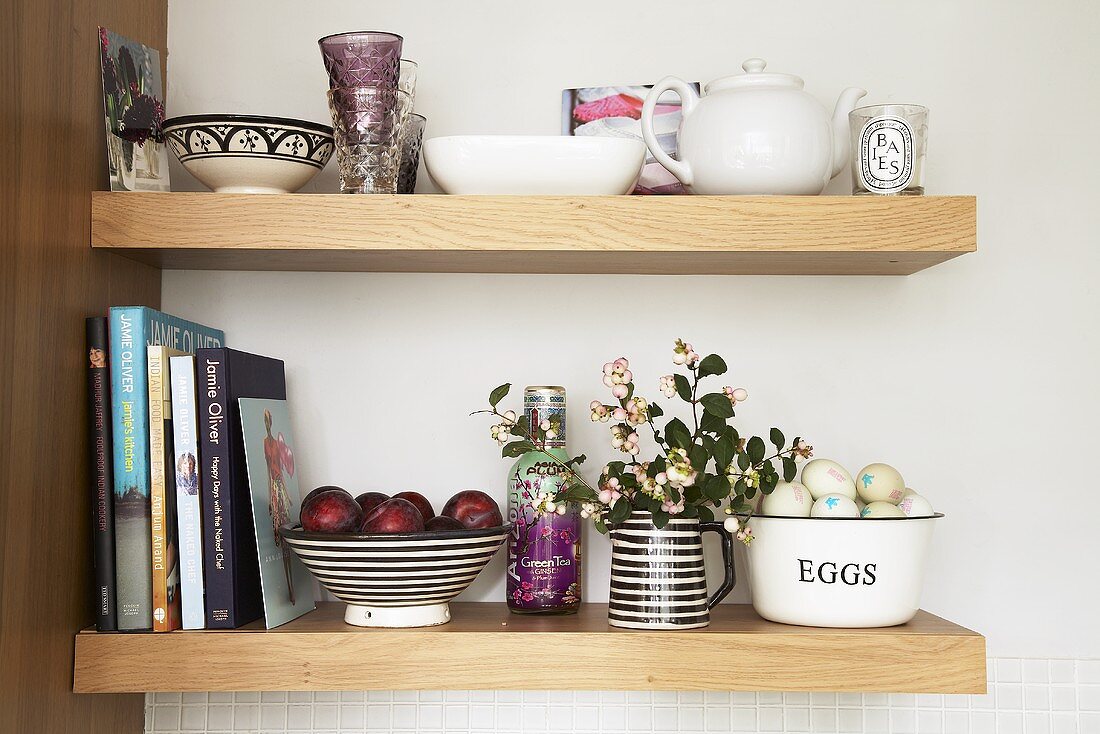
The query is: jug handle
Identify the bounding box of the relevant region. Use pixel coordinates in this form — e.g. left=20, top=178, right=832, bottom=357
left=700, top=521, right=736, bottom=609
left=640, top=76, right=698, bottom=187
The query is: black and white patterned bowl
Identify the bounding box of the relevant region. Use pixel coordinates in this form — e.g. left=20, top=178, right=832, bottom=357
left=280, top=523, right=511, bottom=627
left=163, top=115, right=334, bottom=193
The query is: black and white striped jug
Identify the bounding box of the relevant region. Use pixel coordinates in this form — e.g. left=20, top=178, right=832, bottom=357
left=608, top=511, right=735, bottom=629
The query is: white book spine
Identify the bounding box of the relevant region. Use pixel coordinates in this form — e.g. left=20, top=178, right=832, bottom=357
left=169, top=355, right=205, bottom=629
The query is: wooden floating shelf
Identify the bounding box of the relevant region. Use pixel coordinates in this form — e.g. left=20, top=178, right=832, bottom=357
left=73, top=602, right=985, bottom=693
left=90, top=192, right=976, bottom=275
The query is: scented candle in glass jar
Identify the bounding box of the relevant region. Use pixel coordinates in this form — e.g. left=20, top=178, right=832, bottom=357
left=850, top=104, right=928, bottom=195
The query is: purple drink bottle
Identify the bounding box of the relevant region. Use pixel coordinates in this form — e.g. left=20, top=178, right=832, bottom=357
left=506, top=386, right=581, bottom=614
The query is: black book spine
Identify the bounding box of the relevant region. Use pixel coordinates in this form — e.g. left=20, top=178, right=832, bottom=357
left=196, top=349, right=235, bottom=629
left=86, top=317, right=117, bottom=631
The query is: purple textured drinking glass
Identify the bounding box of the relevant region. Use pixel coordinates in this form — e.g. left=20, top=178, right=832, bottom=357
left=318, top=31, right=402, bottom=89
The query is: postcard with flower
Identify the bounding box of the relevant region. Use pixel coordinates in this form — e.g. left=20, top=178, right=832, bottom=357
left=98, top=27, right=170, bottom=191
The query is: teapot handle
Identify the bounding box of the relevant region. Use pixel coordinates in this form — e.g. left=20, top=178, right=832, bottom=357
left=640, top=76, right=698, bottom=188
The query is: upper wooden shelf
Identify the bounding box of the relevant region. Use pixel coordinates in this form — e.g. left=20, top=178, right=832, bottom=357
left=74, top=602, right=985, bottom=693
left=90, top=192, right=976, bottom=275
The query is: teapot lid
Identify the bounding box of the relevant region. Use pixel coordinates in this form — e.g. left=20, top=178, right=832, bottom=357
left=705, top=58, right=805, bottom=93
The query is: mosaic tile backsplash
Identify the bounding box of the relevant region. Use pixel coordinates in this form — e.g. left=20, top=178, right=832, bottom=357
left=146, top=657, right=1098, bottom=734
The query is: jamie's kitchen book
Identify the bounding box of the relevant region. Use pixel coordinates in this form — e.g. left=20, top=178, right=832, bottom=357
left=109, top=306, right=224, bottom=631
left=196, top=348, right=286, bottom=629
left=170, top=354, right=205, bottom=630
left=148, top=345, right=184, bottom=632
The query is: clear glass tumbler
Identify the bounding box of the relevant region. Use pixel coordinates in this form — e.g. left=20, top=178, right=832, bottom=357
left=850, top=104, right=928, bottom=195
left=327, top=87, right=410, bottom=194
left=397, top=113, right=426, bottom=194
left=399, top=59, right=418, bottom=102
left=318, top=31, right=402, bottom=90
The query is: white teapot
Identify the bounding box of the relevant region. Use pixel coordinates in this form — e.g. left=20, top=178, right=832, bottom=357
left=640, top=59, right=866, bottom=195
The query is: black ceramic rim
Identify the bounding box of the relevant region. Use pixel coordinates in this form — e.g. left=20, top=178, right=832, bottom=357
left=162, top=114, right=333, bottom=136
left=281, top=522, right=513, bottom=542
left=736, top=512, right=945, bottom=521
left=317, top=30, right=404, bottom=45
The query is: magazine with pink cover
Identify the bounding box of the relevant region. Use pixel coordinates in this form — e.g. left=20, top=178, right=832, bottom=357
left=562, top=83, right=700, bottom=195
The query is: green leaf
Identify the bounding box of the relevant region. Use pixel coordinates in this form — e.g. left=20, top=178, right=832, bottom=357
left=734, top=477, right=747, bottom=496
left=737, top=452, right=750, bottom=471
left=700, top=412, right=726, bottom=434
left=648, top=402, right=664, bottom=419
left=501, top=440, right=535, bottom=458
left=595, top=518, right=608, bottom=534
left=673, top=373, right=692, bottom=402
left=652, top=510, right=670, bottom=529
left=683, top=485, right=703, bottom=503
left=697, top=505, right=715, bottom=523
left=712, top=434, right=735, bottom=473
left=607, top=496, right=632, bottom=524
left=667, top=484, right=682, bottom=503
left=747, top=436, right=766, bottom=464
left=679, top=503, right=698, bottom=518
left=489, top=383, right=511, bottom=408
left=770, top=427, right=785, bottom=452
left=697, top=354, right=728, bottom=377
left=565, top=454, right=587, bottom=468
left=782, top=456, right=798, bottom=482
left=704, top=475, right=730, bottom=503
left=700, top=393, right=735, bottom=419
left=689, top=445, right=709, bottom=471
left=761, top=472, right=779, bottom=494
left=665, top=418, right=692, bottom=450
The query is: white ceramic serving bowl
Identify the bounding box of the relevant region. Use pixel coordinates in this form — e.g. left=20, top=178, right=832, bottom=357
left=281, top=523, right=510, bottom=628
left=422, top=135, right=646, bottom=195
left=163, top=114, right=334, bottom=193
left=743, top=514, right=942, bottom=628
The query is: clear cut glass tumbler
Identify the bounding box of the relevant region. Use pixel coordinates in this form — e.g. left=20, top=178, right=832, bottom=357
left=397, top=113, right=426, bottom=194
left=850, top=104, right=928, bottom=195
left=399, top=59, right=418, bottom=102
left=327, top=87, right=409, bottom=194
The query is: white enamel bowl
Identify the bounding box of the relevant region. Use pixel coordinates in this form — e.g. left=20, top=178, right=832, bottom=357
left=423, top=135, right=646, bottom=195
left=163, top=115, right=334, bottom=194
left=743, top=514, right=943, bottom=628
left=281, top=523, right=510, bottom=628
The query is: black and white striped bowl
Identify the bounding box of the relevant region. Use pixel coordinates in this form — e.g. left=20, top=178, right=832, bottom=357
left=163, top=114, right=334, bottom=193
left=280, top=523, right=510, bottom=627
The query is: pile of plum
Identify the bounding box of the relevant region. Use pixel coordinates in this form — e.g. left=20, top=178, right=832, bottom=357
left=299, top=487, right=503, bottom=534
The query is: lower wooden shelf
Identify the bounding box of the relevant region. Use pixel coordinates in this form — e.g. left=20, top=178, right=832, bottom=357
left=73, top=603, right=985, bottom=693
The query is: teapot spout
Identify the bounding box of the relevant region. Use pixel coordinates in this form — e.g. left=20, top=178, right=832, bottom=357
left=831, top=87, right=868, bottom=178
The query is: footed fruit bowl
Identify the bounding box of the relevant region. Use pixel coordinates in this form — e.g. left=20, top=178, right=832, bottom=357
left=280, top=523, right=511, bottom=627
left=163, top=114, right=334, bottom=193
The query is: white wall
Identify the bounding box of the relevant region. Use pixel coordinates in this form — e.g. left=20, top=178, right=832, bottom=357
left=164, top=0, right=1100, bottom=660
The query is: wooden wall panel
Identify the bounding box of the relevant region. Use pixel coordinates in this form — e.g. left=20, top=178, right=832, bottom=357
left=0, top=0, right=165, bottom=732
